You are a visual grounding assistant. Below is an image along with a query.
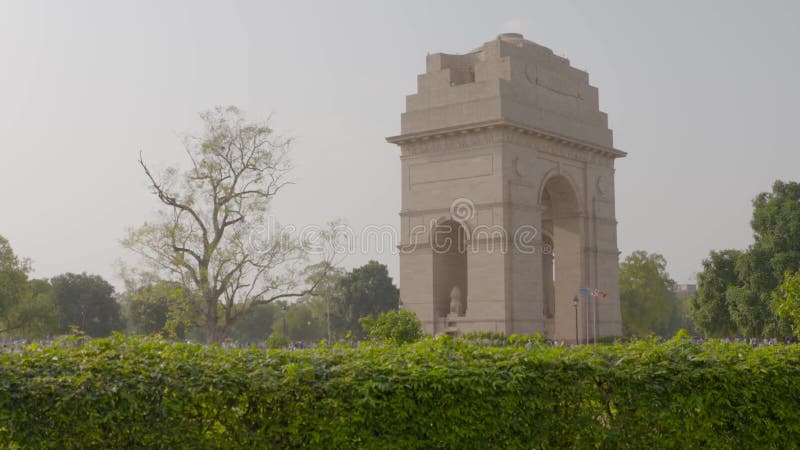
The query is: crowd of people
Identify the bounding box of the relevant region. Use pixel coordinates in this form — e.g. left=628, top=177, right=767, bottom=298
left=690, top=336, right=795, bottom=346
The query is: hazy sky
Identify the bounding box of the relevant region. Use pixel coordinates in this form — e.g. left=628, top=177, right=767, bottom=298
left=2, top=0, right=799, bottom=290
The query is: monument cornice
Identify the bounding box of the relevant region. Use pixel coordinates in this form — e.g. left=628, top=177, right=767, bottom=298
left=386, top=119, right=627, bottom=160
left=397, top=233, right=512, bottom=250
left=399, top=201, right=547, bottom=218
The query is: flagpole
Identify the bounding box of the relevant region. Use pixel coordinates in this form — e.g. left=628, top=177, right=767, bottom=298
left=585, top=292, right=589, bottom=345
left=593, top=294, right=598, bottom=344
left=573, top=296, right=579, bottom=345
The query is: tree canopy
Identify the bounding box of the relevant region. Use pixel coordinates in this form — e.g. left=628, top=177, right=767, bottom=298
left=124, top=106, right=333, bottom=343
left=0, top=235, right=32, bottom=334
left=331, top=261, right=399, bottom=338
left=688, top=250, right=741, bottom=337
left=123, top=279, right=189, bottom=337
left=690, top=180, right=800, bottom=337
left=51, top=273, right=123, bottom=337
left=0, top=236, right=59, bottom=337
left=619, top=251, right=681, bottom=337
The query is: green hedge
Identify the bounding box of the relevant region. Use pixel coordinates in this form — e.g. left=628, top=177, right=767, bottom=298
left=2, top=335, right=800, bottom=448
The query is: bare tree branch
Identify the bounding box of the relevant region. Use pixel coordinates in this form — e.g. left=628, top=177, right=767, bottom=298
left=124, top=107, right=335, bottom=343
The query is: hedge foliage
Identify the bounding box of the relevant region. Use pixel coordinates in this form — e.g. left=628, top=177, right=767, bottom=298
left=2, top=335, right=800, bottom=448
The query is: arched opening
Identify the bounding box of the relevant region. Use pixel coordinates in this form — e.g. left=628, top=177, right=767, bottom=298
left=432, top=220, right=468, bottom=318
left=540, top=175, right=581, bottom=341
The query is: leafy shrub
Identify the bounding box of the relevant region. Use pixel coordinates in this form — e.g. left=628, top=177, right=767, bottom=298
left=776, top=271, right=800, bottom=336
left=672, top=328, right=692, bottom=341
left=460, top=332, right=545, bottom=348
left=459, top=331, right=508, bottom=346
left=360, top=309, right=422, bottom=344
left=2, top=334, right=800, bottom=448
left=597, top=335, right=624, bottom=344
left=265, top=333, right=290, bottom=348
left=461, top=331, right=507, bottom=341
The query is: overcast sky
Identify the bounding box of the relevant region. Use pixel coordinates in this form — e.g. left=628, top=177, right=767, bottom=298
left=2, top=0, right=799, bottom=290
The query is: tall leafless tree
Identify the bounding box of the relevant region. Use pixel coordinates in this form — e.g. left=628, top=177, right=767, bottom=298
left=124, top=106, right=333, bottom=342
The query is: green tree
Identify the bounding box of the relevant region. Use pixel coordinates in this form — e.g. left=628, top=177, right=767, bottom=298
left=619, top=251, right=680, bottom=337
left=0, top=235, right=31, bottom=334
left=750, top=181, right=800, bottom=277
left=303, top=264, right=344, bottom=343
left=124, top=280, right=190, bottom=337
left=51, top=273, right=124, bottom=337
left=16, top=279, right=59, bottom=338
left=726, top=285, right=774, bottom=337
left=360, top=309, right=422, bottom=344
left=667, top=295, right=695, bottom=335
left=230, top=303, right=278, bottom=342
left=733, top=180, right=800, bottom=336
left=0, top=236, right=59, bottom=337
left=271, top=300, right=326, bottom=343
left=689, top=250, right=741, bottom=337
left=258, top=265, right=346, bottom=344
left=331, top=261, right=399, bottom=339
left=774, top=271, right=800, bottom=336
left=123, top=106, right=335, bottom=343
left=686, top=181, right=800, bottom=337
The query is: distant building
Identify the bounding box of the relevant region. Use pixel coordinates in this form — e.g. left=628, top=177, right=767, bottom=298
left=674, top=284, right=697, bottom=297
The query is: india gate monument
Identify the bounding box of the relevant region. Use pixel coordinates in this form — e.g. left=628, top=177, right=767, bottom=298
left=387, top=34, right=625, bottom=342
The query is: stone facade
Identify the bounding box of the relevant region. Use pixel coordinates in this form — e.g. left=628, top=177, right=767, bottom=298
left=387, top=34, right=625, bottom=342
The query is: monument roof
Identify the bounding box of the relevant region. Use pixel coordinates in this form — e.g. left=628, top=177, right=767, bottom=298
left=387, top=34, right=623, bottom=157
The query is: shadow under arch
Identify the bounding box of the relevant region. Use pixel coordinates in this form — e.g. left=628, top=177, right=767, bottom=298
left=431, top=219, right=468, bottom=318
left=539, top=173, right=582, bottom=341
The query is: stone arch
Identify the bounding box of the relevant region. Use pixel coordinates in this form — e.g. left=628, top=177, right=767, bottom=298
left=389, top=34, right=626, bottom=339
left=432, top=215, right=472, bottom=241
left=537, top=168, right=583, bottom=213
left=431, top=219, right=468, bottom=318
left=539, top=174, right=582, bottom=341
